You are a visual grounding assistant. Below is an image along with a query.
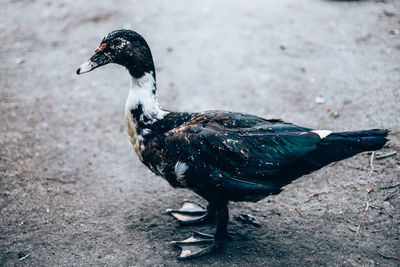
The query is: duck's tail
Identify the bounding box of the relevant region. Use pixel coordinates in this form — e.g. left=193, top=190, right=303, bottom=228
left=301, top=129, right=389, bottom=172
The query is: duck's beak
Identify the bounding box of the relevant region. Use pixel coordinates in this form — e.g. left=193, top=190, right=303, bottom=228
left=76, top=52, right=111, bottom=75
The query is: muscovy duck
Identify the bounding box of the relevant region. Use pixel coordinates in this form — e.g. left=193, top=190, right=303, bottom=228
left=77, top=29, right=389, bottom=259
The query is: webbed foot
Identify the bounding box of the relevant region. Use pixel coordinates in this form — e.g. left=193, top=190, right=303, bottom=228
left=166, top=200, right=215, bottom=225
left=169, top=205, right=229, bottom=260
left=170, top=231, right=218, bottom=260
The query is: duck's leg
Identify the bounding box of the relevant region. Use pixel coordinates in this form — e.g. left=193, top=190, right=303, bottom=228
left=166, top=200, right=215, bottom=225
left=170, top=205, right=229, bottom=260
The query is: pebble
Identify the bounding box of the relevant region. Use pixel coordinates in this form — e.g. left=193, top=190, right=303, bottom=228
left=315, top=96, right=325, bottom=104
left=330, top=111, right=340, bottom=119
left=16, top=57, right=25, bottom=65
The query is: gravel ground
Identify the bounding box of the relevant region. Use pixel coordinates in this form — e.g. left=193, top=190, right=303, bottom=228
left=1, top=0, right=399, bottom=266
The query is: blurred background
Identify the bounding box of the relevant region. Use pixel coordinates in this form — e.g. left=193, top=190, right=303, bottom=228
left=1, top=0, right=399, bottom=266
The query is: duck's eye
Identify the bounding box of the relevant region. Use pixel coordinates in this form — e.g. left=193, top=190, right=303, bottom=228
left=113, top=39, right=122, bottom=46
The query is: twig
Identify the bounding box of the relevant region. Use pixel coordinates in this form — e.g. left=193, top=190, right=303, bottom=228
left=19, top=254, right=30, bottom=261
left=368, top=152, right=375, bottom=177
left=384, top=186, right=400, bottom=201
left=348, top=226, right=356, bottom=232
left=379, top=183, right=400, bottom=190
left=376, top=151, right=397, bottom=160
left=304, top=192, right=329, bottom=203
left=356, top=202, right=369, bottom=236
left=378, top=251, right=400, bottom=261
left=295, top=208, right=306, bottom=218
left=340, top=163, right=368, bottom=172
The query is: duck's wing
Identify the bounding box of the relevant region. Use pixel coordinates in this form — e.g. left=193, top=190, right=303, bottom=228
left=164, top=111, right=322, bottom=189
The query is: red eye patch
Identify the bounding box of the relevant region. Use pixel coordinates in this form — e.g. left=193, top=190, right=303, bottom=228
left=95, top=43, right=107, bottom=53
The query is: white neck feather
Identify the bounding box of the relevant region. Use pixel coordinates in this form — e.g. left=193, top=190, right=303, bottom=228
left=125, top=72, right=168, bottom=122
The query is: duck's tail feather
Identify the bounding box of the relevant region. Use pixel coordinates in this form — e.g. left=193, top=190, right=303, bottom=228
left=298, top=129, right=389, bottom=173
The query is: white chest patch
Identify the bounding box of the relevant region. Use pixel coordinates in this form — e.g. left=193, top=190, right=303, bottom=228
left=124, top=72, right=168, bottom=121
left=312, top=130, right=332, bottom=139
left=174, top=161, right=189, bottom=181
left=124, top=72, right=169, bottom=160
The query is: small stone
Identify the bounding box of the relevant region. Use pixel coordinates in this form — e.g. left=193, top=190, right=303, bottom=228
left=315, top=96, right=325, bottom=104
left=330, top=111, right=340, bottom=119
left=383, top=11, right=395, bottom=17
left=16, top=57, right=25, bottom=65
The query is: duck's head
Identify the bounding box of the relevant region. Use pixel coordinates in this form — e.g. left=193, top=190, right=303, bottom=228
left=76, top=29, right=155, bottom=79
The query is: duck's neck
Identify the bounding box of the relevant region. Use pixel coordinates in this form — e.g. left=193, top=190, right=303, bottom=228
left=125, top=71, right=168, bottom=128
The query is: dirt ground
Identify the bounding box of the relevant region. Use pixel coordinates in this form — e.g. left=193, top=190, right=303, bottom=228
left=1, top=0, right=400, bottom=266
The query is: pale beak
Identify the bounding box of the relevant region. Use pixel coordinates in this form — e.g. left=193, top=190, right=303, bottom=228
left=76, top=51, right=111, bottom=75
left=76, top=60, right=97, bottom=74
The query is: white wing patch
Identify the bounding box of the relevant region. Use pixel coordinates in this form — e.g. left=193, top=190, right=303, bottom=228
left=142, top=128, right=151, bottom=136
left=312, top=130, right=332, bottom=139
left=174, top=161, right=189, bottom=180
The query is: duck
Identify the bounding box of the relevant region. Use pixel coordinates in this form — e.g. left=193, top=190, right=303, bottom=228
left=77, top=29, right=389, bottom=260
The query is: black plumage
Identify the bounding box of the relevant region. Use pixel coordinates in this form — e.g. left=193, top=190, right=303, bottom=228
left=77, top=29, right=389, bottom=259
left=137, top=110, right=388, bottom=202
